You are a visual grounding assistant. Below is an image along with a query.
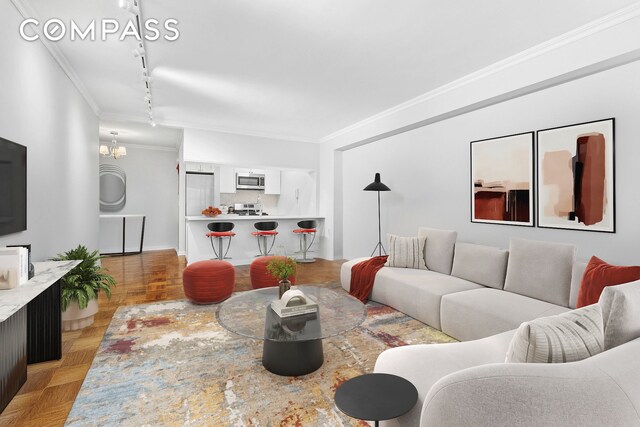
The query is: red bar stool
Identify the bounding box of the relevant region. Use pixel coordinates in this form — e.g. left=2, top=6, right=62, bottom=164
left=251, top=221, right=278, bottom=256
left=206, top=222, right=235, bottom=260
left=293, top=220, right=317, bottom=263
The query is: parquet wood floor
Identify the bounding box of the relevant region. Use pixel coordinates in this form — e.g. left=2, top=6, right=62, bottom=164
left=0, top=250, right=344, bottom=427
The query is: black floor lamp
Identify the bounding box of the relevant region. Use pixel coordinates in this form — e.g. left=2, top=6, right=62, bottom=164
left=363, top=173, right=391, bottom=257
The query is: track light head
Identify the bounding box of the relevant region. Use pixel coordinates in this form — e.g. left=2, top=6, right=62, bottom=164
left=119, top=0, right=139, bottom=14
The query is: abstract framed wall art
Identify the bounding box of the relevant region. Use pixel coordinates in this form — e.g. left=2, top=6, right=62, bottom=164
left=537, top=118, right=615, bottom=232
left=470, top=132, right=534, bottom=226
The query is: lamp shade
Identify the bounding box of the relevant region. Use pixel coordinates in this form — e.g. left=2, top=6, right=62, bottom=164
left=99, top=145, right=110, bottom=155
left=363, top=173, right=390, bottom=192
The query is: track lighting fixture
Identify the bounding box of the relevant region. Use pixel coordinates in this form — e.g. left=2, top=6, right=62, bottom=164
left=119, top=0, right=139, bottom=14
left=133, top=43, right=146, bottom=58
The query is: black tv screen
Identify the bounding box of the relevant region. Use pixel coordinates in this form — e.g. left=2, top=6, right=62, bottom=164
left=0, top=137, right=27, bottom=236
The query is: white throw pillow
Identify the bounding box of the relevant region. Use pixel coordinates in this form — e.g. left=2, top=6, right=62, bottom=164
left=385, top=234, right=428, bottom=270
left=505, top=304, right=604, bottom=363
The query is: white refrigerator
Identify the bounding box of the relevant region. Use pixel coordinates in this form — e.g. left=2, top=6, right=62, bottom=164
left=185, top=172, right=215, bottom=216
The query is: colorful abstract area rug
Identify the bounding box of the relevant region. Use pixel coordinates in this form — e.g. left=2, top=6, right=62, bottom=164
left=66, top=290, right=455, bottom=426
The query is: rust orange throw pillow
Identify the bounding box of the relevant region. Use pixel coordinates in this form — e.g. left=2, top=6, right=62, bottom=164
left=577, top=256, right=640, bottom=307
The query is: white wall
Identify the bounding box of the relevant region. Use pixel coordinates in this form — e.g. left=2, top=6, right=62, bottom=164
left=342, top=59, right=640, bottom=265
left=100, top=146, right=179, bottom=251
left=183, top=128, right=319, bottom=170
left=0, top=2, right=99, bottom=261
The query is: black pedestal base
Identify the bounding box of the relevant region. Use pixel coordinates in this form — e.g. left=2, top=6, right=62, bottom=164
left=262, top=339, right=324, bottom=376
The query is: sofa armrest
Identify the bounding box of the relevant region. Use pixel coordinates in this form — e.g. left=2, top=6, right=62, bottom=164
left=339, top=257, right=370, bottom=292
left=374, top=330, right=515, bottom=427
left=421, top=339, right=640, bottom=427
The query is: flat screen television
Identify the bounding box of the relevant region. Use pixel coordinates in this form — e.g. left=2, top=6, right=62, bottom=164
left=0, top=137, right=27, bottom=236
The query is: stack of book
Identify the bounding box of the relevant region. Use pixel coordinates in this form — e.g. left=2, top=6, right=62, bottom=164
left=271, top=290, right=318, bottom=318
left=0, top=246, right=29, bottom=290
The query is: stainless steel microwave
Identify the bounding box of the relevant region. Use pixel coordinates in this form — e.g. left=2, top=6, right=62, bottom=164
left=236, top=173, right=265, bottom=190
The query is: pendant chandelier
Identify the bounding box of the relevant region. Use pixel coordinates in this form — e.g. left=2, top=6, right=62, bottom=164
left=100, top=131, right=127, bottom=159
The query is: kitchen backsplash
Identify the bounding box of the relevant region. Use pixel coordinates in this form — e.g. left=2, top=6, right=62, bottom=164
left=220, top=190, right=278, bottom=213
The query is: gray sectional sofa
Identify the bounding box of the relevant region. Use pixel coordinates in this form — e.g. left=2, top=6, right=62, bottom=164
left=340, top=227, right=640, bottom=426
left=341, top=227, right=587, bottom=341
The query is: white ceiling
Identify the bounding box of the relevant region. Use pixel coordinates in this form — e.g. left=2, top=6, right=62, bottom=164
left=24, top=0, right=639, bottom=142
left=99, top=120, right=182, bottom=148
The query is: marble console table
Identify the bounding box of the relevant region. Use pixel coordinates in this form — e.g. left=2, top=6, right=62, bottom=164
left=0, top=260, right=80, bottom=413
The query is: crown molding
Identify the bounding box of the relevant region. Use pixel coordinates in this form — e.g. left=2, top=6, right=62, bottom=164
left=11, top=0, right=101, bottom=116
left=99, top=112, right=319, bottom=144
left=320, top=1, right=640, bottom=144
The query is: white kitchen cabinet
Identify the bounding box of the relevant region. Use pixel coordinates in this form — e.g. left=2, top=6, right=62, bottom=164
left=219, top=166, right=236, bottom=194
left=264, top=169, right=281, bottom=195
left=185, top=162, right=214, bottom=173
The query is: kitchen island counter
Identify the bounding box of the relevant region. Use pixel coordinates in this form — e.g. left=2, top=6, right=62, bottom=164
left=186, top=215, right=324, bottom=221
left=186, top=215, right=324, bottom=265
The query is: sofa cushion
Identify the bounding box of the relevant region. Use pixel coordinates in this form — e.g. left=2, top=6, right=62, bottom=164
left=451, top=243, right=509, bottom=289
left=417, top=227, right=457, bottom=275
left=369, top=267, right=484, bottom=330
left=577, top=256, right=640, bottom=308
left=599, top=280, right=640, bottom=350
left=385, top=234, right=427, bottom=269
left=503, top=238, right=575, bottom=307
left=505, top=304, right=604, bottom=363
left=440, top=288, right=569, bottom=341
left=569, top=261, right=588, bottom=309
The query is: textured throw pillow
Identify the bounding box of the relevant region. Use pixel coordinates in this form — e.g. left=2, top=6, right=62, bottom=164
left=505, top=304, right=604, bottom=363
left=577, top=256, right=640, bottom=308
left=385, top=235, right=428, bottom=270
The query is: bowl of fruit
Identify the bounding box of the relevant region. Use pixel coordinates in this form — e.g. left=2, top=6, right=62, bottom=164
left=202, top=206, right=222, bottom=217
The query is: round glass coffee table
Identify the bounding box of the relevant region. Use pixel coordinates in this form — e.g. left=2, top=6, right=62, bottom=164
left=216, top=285, right=367, bottom=376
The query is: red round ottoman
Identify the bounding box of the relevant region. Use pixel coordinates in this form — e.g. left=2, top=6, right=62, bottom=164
left=250, top=256, right=297, bottom=289
left=183, top=260, right=235, bottom=304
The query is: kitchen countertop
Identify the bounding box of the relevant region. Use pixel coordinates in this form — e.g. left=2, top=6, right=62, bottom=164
left=186, top=215, right=324, bottom=221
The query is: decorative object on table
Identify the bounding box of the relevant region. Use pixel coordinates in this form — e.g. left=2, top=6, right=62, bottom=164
left=201, top=206, right=222, bottom=217
left=470, top=132, right=534, bottom=226
left=0, top=246, right=29, bottom=289
left=349, top=255, right=388, bottom=302
left=99, top=163, right=126, bottom=212
left=270, top=289, right=318, bottom=318
left=334, top=373, right=419, bottom=427
left=67, top=297, right=454, bottom=425
left=266, top=256, right=297, bottom=298
left=249, top=256, right=297, bottom=289
left=51, top=245, right=116, bottom=331
left=182, top=260, right=235, bottom=304
left=537, top=118, right=615, bottom=232
left=99, top=131, right=127, bottom=159
left=364, top=172, right=391, bottom=256
left=6, top=244, right=34, bottom=279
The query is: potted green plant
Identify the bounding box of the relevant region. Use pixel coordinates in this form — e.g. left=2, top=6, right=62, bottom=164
left=51, top=245, right=116, bottom=331
left=266, top=256, right=297, bottom=298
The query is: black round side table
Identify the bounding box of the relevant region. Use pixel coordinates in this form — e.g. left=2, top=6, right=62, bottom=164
left=335, top=373, right=419, bottom=426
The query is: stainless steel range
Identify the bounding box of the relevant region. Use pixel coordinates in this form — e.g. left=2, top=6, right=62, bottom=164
left=234, top=203, right=266, bottom=216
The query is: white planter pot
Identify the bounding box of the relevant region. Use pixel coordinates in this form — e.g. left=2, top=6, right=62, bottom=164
left=62, top=299, right=99, bottom=331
